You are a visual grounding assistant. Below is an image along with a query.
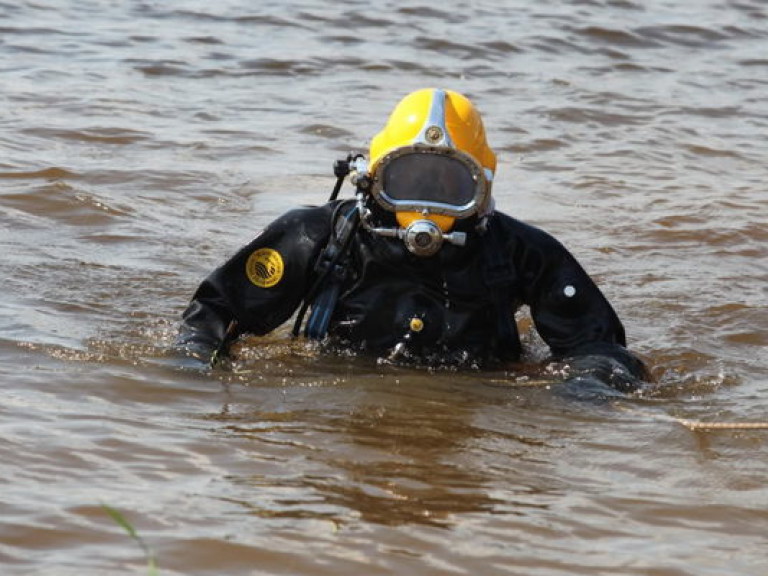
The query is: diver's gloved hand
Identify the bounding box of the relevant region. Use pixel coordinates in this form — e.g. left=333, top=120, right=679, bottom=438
left=562, top=342, right=647, bottom=383
left=565, top=354, right=644, bottom=392
left=554, top=348, right=648, bottom=401
left=173, top=330, right=221, bottom=370
left=557, top=371, right=631, bottom=402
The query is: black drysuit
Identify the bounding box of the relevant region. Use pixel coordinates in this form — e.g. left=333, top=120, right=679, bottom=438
left=178, top=201, right=646, bottom=386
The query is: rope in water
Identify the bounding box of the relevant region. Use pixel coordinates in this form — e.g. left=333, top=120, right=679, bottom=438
left=619, top=405, right=768, bottom=431
left=674, top=419, right=768, bottom=431
left=623, top=406, right=768, bottom=431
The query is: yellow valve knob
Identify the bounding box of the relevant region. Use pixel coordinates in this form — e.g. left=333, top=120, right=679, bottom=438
left=409, top=317, right=424, bottom=333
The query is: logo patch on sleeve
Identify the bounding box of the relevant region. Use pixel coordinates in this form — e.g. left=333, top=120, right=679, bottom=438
left=245, top=248, right=284, bottom=288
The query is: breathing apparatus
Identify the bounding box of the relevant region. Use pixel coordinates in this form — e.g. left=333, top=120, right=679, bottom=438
left=329, top=88, right=497, bottom=257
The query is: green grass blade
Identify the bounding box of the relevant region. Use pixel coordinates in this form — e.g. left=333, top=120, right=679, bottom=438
left=101, top=504, right=159, bottom=575
left=102, top=504, right=140, bottom=541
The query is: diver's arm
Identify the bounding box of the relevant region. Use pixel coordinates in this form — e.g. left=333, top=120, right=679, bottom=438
left=176, top=273, right=238, bottom=363
left=175, top=204, right=334, bottom=365
left=510, top=219, right=647, bottom=389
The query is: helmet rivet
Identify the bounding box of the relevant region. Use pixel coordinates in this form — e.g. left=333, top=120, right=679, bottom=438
left=425, top=125, right=443, bottom=144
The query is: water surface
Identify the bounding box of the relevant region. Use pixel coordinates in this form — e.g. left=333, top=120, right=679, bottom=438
left=1, top=1, right=767, bottom=574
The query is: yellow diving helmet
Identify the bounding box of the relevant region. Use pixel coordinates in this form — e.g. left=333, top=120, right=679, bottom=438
left=362, top=88, right=496, bottom=256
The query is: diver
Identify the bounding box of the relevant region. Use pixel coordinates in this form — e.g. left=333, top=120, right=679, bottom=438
left=176, top=88, right=647, bottom=390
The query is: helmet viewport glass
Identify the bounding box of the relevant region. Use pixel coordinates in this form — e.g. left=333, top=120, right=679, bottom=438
left=375, top=149, right=485, bottom=217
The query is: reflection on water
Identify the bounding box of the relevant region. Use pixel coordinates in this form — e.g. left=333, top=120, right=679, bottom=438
left=217, top=404, right=503, bottom=526
left=2, top=0, right=768, bottom=574
left=209, top=360, right=567, bottom=528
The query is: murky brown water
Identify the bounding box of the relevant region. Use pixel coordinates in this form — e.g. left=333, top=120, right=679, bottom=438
left=2, top=1, right=767, bottom=574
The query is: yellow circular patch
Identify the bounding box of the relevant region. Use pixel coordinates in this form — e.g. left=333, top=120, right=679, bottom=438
left=245, top=248, right=284, bottom=288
